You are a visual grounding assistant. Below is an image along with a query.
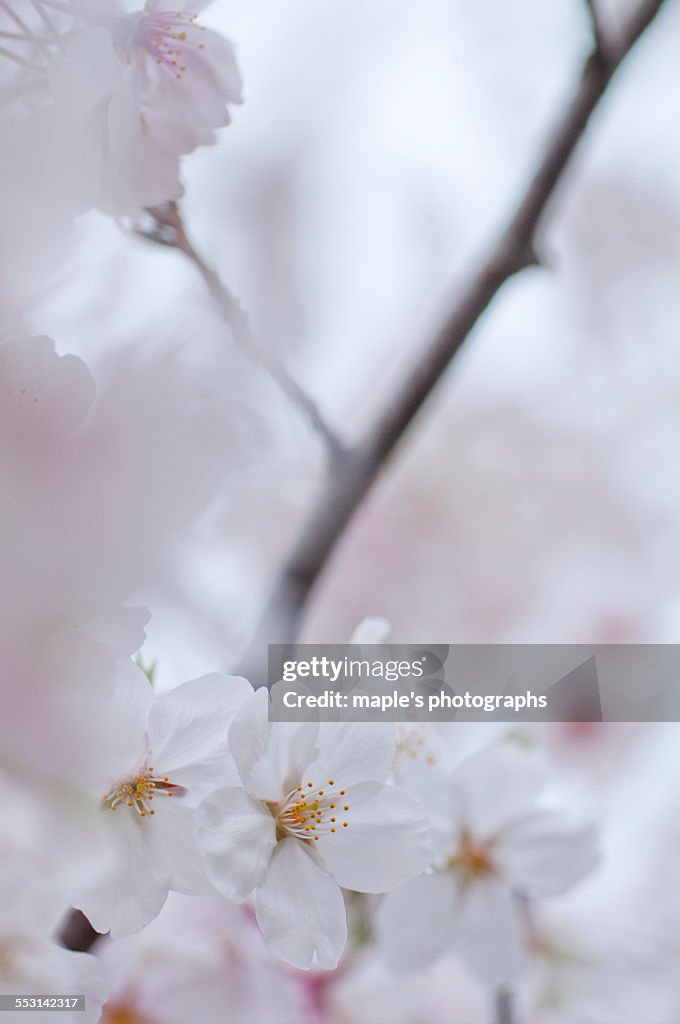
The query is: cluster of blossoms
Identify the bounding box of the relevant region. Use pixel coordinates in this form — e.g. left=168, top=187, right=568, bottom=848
left=4, top=3, right=672, bottom=1023
left=1, top=0, right=241, bottom=215
left=0, top=0, right=241, bottom=312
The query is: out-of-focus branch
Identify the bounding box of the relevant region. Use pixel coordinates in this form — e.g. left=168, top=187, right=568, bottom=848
left=237, top=0, right=668, bottom=680
left=496, top=988, right=515, bottom=1024
left=135, top=203, right=347, bottom=471
left=583, top=0, right=608, bottom=59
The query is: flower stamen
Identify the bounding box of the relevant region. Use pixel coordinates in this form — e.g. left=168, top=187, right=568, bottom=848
left=102, top=765, right=187, bottom=820
left=271, top=779, right=350, bottom=843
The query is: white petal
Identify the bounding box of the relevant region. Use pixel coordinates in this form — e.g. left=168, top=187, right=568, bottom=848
left=75, top=812, right=170, bottom=938
left=376, top=872, right=458, bottom=969
left=229, top=688, right=319, bottom=800
left=81, top=605, right=150, bottom=657
left=316, top=782, right=432, bottom=892
left=149, top=674, right=252, bottom=795
left=349, top=617, right=391, bottom=644
left=255, top=838, right=347, bottom=970
left=308, top=722, right=396, bottom=789
left=453, top=741, right=548, bottom=839
left=452, top=878, right=528, bottom=986
left=100, top=659, right=154, bottom=784
left=47, top=28, right=122, bottom=113
left=147, top=799, right=214, bottom=896
left=0, top=335, right=95, bottom=436
left=196, top=786, right=276, bottom=901
left=497, top=813, right=600, bottom=896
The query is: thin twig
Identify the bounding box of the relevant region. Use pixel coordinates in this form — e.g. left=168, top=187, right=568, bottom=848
left=237, top=0, right=668, bottom=680
left=583, top=0, right=609, bottom=59
left=135, top=203, right=347, bottom=471
left=496, top=988, right=515, bottom=1024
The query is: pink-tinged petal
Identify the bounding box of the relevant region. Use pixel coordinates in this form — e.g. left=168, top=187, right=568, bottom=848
left=47, top=28, right=122, bottom=113
left=228, top=688, right=319, bottom=800
left=0, top=335, right=95, bottom=437
left=496, top=813, right=600, bottom=896
left=196, top=786, right=276, bottom=901
left=316, top=782, right=432, bottom=893
left=308, top=722, right=396, bottom=789
left=75, top=812, right=170, bottom=938
left=376, top=872, right=458, bottom=970
left=148, top=674, right=252, bottom=795
left=255, top=838, right=347, bottom=970
left=101, top=660, right=154, bottom=783
left=453, top=878, right=528, bottom=986
left=81, top=605, right=151, bottom=657
left=142, top=25, right=242, bottom=152
left=453, top=742, right=548, bottom=839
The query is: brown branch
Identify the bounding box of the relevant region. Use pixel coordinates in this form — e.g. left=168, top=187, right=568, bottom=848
left=583, top=0, right=609, bottom=60
left=496, top=988, right=515, bottom=1024
left=236, top=0, right=668, bottom=680
left=135, top=204, right=347, bottom=471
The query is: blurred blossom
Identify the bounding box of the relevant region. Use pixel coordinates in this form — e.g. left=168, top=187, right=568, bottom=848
left=324, top=952, right=493, bottom=1024
left=0, top=935, right=105, bottom=1024
left=517, top=904, right=676, bottom=1024
left=97, top=894, right=309, bottom=1024
left=377, top=741, right=599, bottom=985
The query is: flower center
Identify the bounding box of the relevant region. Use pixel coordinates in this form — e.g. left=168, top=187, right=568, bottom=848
left=396, top=726, right=438, bottom=765
left=271, top=779, right=350, bottom=843
left=102, top=764, right=186, bottom=819
left=137, top=11, right=205, bottom=81
left=447, top=829, right=499, bottom=885
left=101, top=1004, right=153, bottom=1024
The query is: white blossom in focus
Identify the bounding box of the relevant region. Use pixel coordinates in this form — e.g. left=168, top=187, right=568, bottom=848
left=74, top=663, right=252, bottom=937
left=196, top=687, right=433, bottom=970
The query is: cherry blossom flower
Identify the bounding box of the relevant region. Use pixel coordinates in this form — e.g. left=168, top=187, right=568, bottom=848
left=376, top=741, right=599, bottom=986
left=196, top=687, right=433, bottom=970
left=127, top=1, right=242, bottom=152
left=326, top=951, right=493, bottom=1024
left=40, top=0, right=242, bottom=214
left=0, top=334, right=95, bottom=440
left=97, top=893, right=309, bottom=1024
left=0, top=1, right=241, bottom=216
left=74, top=663, right=252, bottom=938
left=516, top=903, right=675, bottom=1024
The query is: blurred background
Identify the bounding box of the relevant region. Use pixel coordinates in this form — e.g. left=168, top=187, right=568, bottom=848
left=27, top=0, right=680, bottom=682
left=17, top=1, right=680, bottom=1019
